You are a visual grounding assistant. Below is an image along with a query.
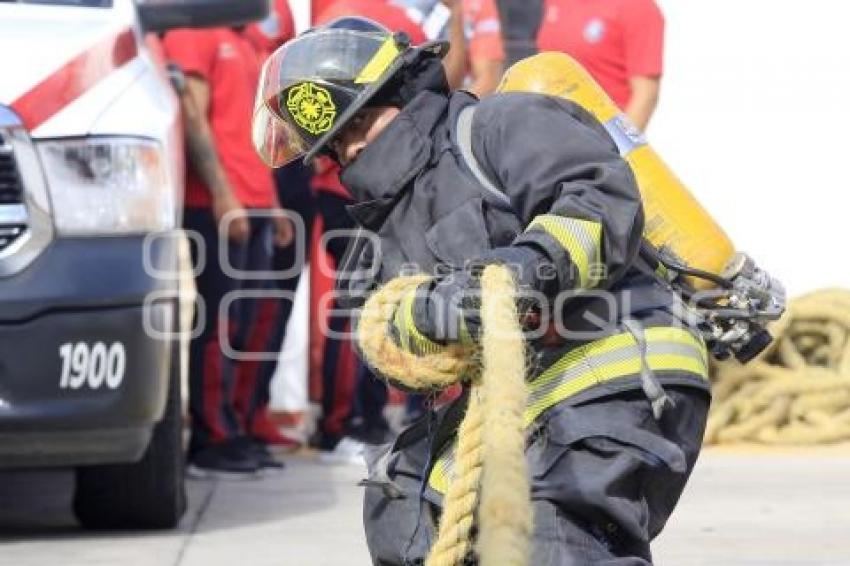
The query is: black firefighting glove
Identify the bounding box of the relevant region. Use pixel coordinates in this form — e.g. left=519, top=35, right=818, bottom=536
left=411, top=269, right=481, bottom=346
left=400, top=244, right=556, bottom=348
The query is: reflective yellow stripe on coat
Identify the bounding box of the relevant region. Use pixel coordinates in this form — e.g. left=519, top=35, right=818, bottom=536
left=428, top=326, right=708, bottom=495
left=526, top=214, right=604, bottom=289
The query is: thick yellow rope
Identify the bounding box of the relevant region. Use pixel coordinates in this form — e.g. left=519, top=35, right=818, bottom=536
left=357, top=274, right=475, bottom=390
left=357, top=266, right=531, bottom=566
left=426, top=387, right=485, bottom=565
left=477, top=267, right=533, bottom=565
left=707, top=288, right=850, bottom=445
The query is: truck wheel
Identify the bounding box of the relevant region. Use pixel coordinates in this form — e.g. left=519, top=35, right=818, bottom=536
left=73, top=340, right=187, bottom=530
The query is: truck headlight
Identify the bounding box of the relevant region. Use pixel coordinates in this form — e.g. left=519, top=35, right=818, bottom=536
left=36, top=137, right=175, bottom=235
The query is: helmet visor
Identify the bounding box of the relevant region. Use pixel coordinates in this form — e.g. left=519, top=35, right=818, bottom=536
left=252, top=29, right=401, bottom=167
left=251, top=100, right=308, bottom=168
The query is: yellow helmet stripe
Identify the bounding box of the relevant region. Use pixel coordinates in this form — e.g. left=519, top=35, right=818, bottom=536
left=355, top=36, right=402, bottom=85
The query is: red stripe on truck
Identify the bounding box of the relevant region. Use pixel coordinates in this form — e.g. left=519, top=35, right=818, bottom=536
left=11, top=28, right=137, bottom=131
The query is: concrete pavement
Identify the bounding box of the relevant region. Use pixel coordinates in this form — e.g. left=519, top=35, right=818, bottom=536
left=1, top=447, right=849, bottom=565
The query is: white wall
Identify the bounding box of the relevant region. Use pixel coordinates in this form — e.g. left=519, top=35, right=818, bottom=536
left=652, top=0, right=850, bottom=295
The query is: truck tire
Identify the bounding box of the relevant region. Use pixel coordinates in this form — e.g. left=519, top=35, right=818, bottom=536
left=73, top=338, right=187, bottom=530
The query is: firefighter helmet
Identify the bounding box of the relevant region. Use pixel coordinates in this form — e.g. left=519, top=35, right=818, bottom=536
left=252, top=17, right=446, bottom=167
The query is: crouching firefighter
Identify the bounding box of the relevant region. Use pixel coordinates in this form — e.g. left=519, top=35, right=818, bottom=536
left=253, top=18, right=714, bottom=565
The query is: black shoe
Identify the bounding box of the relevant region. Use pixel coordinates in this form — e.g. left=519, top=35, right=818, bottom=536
left=348, top=422, right=394, bottom=446
left=187, top=442, right=262, bottom=480
left=234, top=436, right=285, bottom=471
left=308, top=427, right=342, bottom=451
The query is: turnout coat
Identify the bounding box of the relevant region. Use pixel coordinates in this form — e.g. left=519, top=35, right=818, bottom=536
left=338, top=88, right=710, bottom=565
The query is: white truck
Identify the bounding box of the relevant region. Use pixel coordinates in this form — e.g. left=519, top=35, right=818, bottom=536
left=0, top=0, right=266, bottom=528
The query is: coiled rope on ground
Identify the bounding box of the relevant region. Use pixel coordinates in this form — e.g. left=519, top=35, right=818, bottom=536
left=357, top=266, right=532, bottom=566
left=707, top=288, right=850, bottom=445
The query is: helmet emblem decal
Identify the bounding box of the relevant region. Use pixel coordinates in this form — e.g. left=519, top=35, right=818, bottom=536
left=286, top=82, right=337, bottom=135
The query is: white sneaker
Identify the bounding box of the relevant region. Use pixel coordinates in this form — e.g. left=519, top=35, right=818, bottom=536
left=318, top=437, right=367, bottom=466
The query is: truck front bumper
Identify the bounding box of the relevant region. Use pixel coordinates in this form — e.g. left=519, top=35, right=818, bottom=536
left=0, top=235, right=179, bottom=468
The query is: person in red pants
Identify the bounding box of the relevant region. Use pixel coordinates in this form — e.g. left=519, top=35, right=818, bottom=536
left=164, top=24, right=293, bottom=478
left=231, top=0, right=308, bottom=451
left=231, top=159, right=314, bottom=450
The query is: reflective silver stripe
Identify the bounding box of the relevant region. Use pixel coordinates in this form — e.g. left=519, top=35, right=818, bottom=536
left=455, top=105, right=513, bottom=208
left=431, top=442, right=457, bottom=494
left=602, top=114, right=648, bottom=156
left=440, top=445, right=456, bottom=479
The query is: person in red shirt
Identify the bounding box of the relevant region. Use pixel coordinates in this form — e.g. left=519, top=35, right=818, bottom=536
left=232, top=0, right=311, bottom=452
left=462, top=0, right=505, bottom=95
left=317, top=0, right=429, bottom=44
left=535, top=0, right=665, bottom=130
left=243, top=0, right=296, bottom=60
left=163, top=26, right=293, bottom=477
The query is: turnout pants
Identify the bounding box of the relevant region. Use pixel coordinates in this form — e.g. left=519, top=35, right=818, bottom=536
left=362, top=385, right=709, bottom=565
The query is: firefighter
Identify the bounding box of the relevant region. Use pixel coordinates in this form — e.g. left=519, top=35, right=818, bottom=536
left=252, top=21, right=710, bottom=565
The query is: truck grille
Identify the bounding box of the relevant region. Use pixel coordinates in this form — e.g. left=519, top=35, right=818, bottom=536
left=0, top=132, right=27, bottom=253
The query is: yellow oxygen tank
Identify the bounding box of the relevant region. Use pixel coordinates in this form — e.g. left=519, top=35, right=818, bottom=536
left=498, top=52, right=735, bottom=288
